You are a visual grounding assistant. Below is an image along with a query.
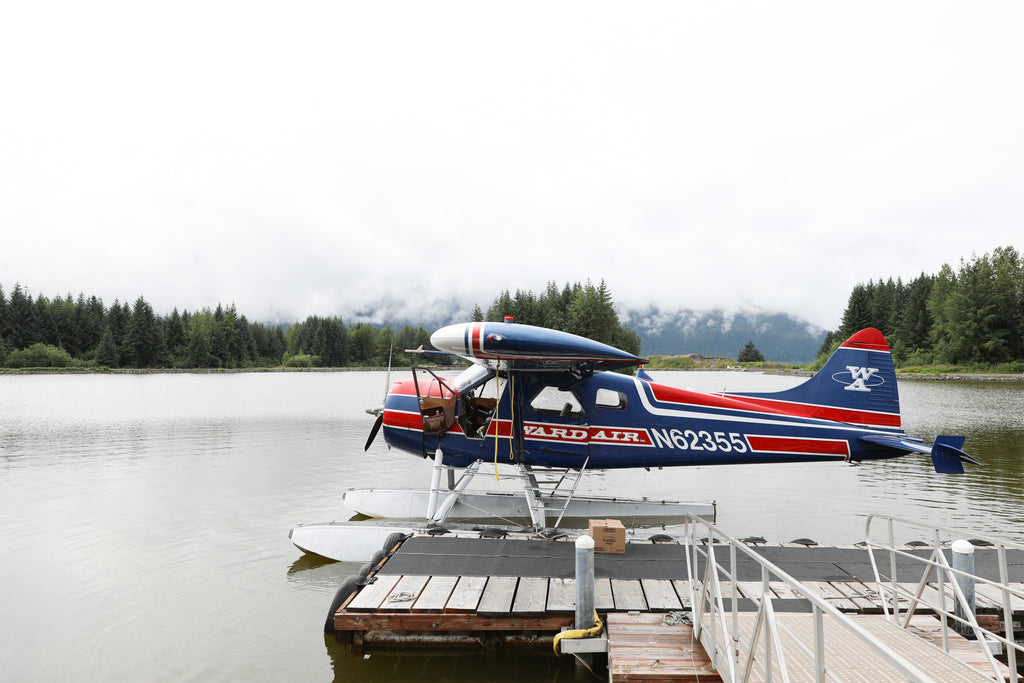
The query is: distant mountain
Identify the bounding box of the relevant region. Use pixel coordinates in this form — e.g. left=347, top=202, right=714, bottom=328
left=620, top=307, right=827, bottom=364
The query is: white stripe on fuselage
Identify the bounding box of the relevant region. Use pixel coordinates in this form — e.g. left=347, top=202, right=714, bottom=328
left=631, top=378, right=897, bottom=437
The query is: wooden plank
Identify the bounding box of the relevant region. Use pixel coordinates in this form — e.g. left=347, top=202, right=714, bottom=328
left=477, top=576, right=517, bottom=616
left=334, top=612, right=571, bottom=633
left=736, top=580, right=775, bottom=601
left=607, top=612, right=714, bottom=683
left=347, top=574, right=402, bottom=612
left=382, top=575, right=429, bottom=612
left=511, top=576, right=548, bottom=616
left=412, top=575, right=458, bottom=612
left=546, top=578, right=575, bottom=614
left=594, top=578, right=615, bottom=611
left=641, top=579, right=682, bottom=611
left=976, top=583, right=1024, bottom=612
left=803, top=581, right=860, bottom=612
left=672, top=579, right=692, bottom=608
left=611, top=579, right=648, bottom=612
left=444, top=575, right=487, bottom=613
left=769, top=580, right=805, bottom=600
left=829, top=580, right=881, bottom=612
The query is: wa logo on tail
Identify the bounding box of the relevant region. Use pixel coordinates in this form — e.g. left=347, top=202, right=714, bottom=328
left=837, top=366, right=884, bottom=392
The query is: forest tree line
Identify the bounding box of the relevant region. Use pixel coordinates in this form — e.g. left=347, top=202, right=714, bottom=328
left=819, top=245, right=1024, bottom=369
left=0, top=279, right=637, bottom=369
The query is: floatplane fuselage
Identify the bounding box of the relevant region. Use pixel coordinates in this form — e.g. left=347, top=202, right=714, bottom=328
left=290, top=319, right=979, bottom=561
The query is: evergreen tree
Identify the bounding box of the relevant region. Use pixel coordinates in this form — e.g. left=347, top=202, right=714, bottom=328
left=375, top=326, right=394, bottom=366
left=95, top=326, right=119, bottom=367
left=74, top=293, right=103, bottom=356
left=166, top=308, right=188, bottom=361
left=894, top=274, right=934, bottom=352
left=0, top=284, right=7, bottom=343
left=738, top=341, right=765, bottom=363
left=566, top=281, right=617, bottom=344
left=348, top=323, right=377, bottom=365
left=991, top=246, right=1024, bottom=360
left=486, top=290, right=514, bottom=321
left=125, top=296, right=162, bottom=367
left=186, top=311, right=216, bottom=368
left=7, top=284, right=38, bottom=349
left=839, top=284, right=873, bottom=338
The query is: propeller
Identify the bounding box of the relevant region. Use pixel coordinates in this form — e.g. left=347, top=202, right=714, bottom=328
left=364, top=340, right=393, bottom=452
left=364, top=412, right=384, bottom=451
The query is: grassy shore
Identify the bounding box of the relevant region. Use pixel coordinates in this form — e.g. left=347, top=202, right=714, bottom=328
left=644, top=354, right=1024, bottom=381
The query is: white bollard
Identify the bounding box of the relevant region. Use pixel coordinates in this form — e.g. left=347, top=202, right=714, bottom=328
left=575, top=534, right=595, bottom=631
left=951, top=539, right=976, bottom=636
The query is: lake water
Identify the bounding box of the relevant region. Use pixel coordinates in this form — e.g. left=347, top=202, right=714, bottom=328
left=1, top=370, right=1022, bottom=681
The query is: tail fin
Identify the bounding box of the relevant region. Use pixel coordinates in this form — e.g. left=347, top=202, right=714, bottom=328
left=931, top=435, right=983, bottom=474
left=734, top=328, right=902, bottom=431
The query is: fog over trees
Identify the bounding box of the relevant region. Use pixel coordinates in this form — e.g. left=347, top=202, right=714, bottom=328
left=0, top=279, right=635, bottom=369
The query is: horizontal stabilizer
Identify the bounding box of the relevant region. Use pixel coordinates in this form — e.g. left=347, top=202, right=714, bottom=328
left=860, top=433, right=981, bottom=474
left=860, top=433, right=931, bottom=455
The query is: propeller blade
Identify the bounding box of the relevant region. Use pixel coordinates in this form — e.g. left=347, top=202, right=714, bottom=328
left=364, top=413, right=384, bottom=452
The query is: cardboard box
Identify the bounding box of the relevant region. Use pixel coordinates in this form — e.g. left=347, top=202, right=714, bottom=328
left=588, top=518, right=625, bottom=554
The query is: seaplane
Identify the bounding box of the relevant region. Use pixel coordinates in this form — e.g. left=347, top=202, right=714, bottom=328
left=290, top=318, right=980, bottom=562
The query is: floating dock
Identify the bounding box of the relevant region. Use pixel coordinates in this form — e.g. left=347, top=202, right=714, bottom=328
left=326, top=529, right=1024, bottom=681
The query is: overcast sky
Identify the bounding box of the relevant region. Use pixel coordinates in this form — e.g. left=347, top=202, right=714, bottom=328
left=2, top=2, right=1021, bottom=331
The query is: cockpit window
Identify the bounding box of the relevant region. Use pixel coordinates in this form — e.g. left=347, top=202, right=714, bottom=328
left=595, top=389, right=627, bottom=410
left=530, top=386, right=585, bottom=418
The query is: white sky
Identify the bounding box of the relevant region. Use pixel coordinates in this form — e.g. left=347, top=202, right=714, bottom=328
left=2, top=2, right=1021, bottom=330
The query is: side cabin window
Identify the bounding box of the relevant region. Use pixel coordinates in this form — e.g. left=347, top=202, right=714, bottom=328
left=530, top=386, right=585, bottom=418
left=595, top=388, right=627, bottom=410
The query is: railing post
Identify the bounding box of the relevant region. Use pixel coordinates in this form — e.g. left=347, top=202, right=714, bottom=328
left=814, top=606, right=826, bottom=682
left=951, top=539, right=975, bottom=636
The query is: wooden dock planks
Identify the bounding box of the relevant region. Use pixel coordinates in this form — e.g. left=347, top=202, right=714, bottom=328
left=606, top=611, right=715, bottom=683
left=411, top=575, right=458, bottom=612
left=330, top=538, right=1024, bottom=667
left=611, top=579, right=648, bottom=611
left=347, top=574, right=401, bottom=611
left=640, top=579, right=682, bottom=611
left=476, top=575, right=518, bottom=616
left=511, top=576, right=548, bottom=616
left=445, top=575, right=487, bottom=612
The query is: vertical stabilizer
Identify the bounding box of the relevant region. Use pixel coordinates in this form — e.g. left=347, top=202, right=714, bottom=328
left=733, top=328, right=901, bottom=431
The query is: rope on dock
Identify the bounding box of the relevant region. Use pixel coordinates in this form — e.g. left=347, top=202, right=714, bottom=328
left=552, top=610, right=603, bottom=655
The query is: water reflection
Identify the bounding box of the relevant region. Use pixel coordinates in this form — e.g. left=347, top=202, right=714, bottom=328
left=324, top=640, right=582, bottom=683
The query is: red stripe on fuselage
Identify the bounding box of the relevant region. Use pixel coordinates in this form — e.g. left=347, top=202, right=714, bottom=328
left=647, top=382, right=900, bottom=429
left=471, top=322, right=483, bottom=357
left=726, top=396, right=900, bottom=429
left=747, top=435, right=849, bottom=457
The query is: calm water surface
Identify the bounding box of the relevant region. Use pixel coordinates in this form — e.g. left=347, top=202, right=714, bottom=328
left=1, top=371, right=1022, bottom=681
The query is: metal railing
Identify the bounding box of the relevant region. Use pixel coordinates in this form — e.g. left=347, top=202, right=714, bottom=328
left=681, top=515, right=967, bottom=682
left=865, top=513, right=1024, bottom=680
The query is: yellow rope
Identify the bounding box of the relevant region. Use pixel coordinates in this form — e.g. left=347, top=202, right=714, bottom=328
left=552, top=610, right=603, bottom=655
left=492, top=370, right=501, bottom=481
left=508, top=369, right=515, bottom=461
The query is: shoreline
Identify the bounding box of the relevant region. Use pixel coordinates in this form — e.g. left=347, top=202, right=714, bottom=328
left=3, top=366, right=1021, bottom=381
